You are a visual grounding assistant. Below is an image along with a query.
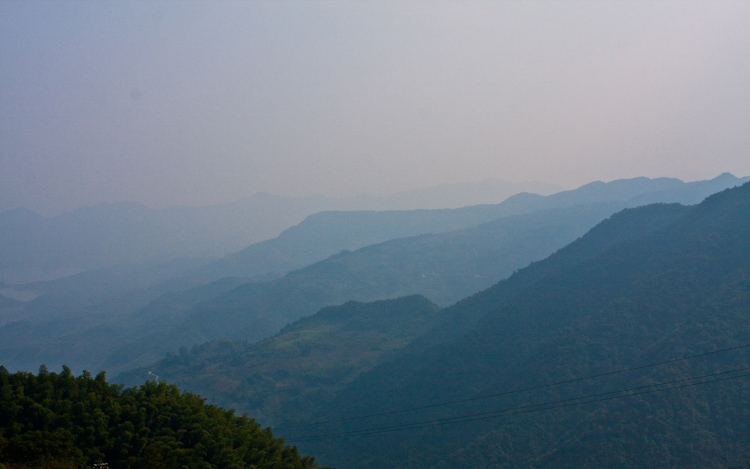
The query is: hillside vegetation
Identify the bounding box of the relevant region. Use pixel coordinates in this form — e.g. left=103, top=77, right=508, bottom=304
left=0, top=366, right=325, bottom=468
left=118, top=295, right=442, bottom=427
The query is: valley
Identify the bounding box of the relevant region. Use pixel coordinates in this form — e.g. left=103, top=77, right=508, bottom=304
left=2, top=175, right=750, bottom=467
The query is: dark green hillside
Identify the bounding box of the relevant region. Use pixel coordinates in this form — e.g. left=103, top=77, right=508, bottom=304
left=296, top=182, right=750, bottom=468
left=118, top=295, right=442, bottom=427
left=0, top=367, right=325, bottom=469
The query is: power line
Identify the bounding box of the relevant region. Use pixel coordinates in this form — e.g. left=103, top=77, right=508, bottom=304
left=291, top=366, right=750, bottom=440
left=276, top=342, right=750, bottom=430
left=290, top=366, right=750, bottom=441
left=316, top=366, right=750, bottom=439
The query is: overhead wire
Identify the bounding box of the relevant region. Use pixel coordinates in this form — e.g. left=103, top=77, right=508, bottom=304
left=290, top=365, right=750, bottom=441
left=276, top=342, right=750, bottom=430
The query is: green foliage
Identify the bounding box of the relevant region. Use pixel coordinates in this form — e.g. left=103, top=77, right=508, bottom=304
left=0, top=367, right=326, bottom=468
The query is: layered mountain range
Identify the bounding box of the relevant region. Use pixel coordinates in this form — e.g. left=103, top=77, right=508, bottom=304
left=2, top=174, right=745, bottom=375
left=119, top=180, right=750, bottom=468
left=0, top=179, right=559, bottom=284
left=294, top=181, right=750, bottom=467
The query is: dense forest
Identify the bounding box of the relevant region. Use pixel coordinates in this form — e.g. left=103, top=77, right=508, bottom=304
left=0, top=366, right=325, bottom=468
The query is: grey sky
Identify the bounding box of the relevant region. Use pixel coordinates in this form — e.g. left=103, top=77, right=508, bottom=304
left=1, top=1, right=749, bottom=215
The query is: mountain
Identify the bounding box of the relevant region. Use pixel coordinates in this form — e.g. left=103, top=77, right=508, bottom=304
left=1, top=174, right=743, bottom=287
left=186, top=173, right=749, bottom=283
left=0, top=276, right=250, bottom=375
left=82, top=202, right=612, bottom=374
left=0, top=293, right=21, bottom=309
left=6, top=176, right=750, bottom=468
left=101, top=175, right=748, bottom=371
left=120, top=203, right=690, bottom=432
left=110, top=196, right=701, bottom=373
left=0, top=195, right=329, bottom=284
left=117, top=295, right=442, bottom=426
left=629, top=171, right=749, bottom=206
left=186, top=205, right=528, bottom=284
left=331, top=178, right=562, bottom=210
left=294, top=182, right=750, bottom=468
left=0, top=179, right=558, bottom=284
left=1, top=175, right=746, bottom=376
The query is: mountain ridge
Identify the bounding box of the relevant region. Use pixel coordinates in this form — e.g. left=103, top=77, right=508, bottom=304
left=1, top=175, right=747, bottom=376
left=0, top=179, right=560, bottom=284
left=298, top=181, right=750, bottom=468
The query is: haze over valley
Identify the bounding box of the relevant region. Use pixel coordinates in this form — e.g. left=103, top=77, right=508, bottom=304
left=2, top=1, right=750, bottom=467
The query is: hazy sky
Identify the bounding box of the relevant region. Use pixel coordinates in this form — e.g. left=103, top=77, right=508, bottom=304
left=2, top=1, right=749, bottom=215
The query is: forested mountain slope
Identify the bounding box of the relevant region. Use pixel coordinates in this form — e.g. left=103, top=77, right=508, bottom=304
left=114, top=204, right=688, bottom=434
left=295, top=182, right=750, bottom=468
left=117, top=295, right=442, bottom=427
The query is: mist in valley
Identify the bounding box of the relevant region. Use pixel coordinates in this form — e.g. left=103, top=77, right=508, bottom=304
left=2, top=2, right=750, bottom=468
